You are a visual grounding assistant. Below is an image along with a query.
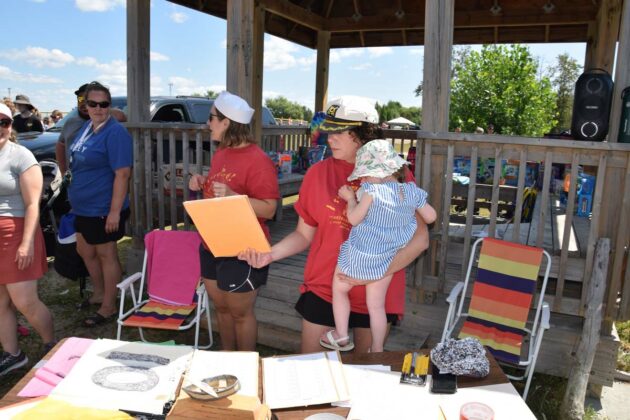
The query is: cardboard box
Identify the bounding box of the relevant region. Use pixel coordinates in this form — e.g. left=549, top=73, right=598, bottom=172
left=161, top=164, right=210, bottom=196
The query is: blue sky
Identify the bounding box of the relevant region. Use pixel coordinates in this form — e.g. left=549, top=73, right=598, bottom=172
left=2, top=0, right=587, bottom=113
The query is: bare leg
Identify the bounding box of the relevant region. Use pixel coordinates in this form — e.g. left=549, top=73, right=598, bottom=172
left=364, top=274, right=393, bottom=352
left=203, top=278, right=236, bottom=350
left=7, top=280, right=54, bottom=344
left=225, top=289, right=258, bottom=351
left=94, top=242, right=121, bottom=316
left=352, top=323, right=392, bottom=354
left=329, top=266, right=353, bottom=345
left=0, top=285, right=18, bottom=354
left=76, top=233, right=104, bottom=303
left=301, top=319, right=333, bottom=354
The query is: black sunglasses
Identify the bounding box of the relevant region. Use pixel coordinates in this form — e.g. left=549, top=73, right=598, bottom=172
left=0, top=119, right=12, bottom=128
left=86, top=100, right=111, bottom=109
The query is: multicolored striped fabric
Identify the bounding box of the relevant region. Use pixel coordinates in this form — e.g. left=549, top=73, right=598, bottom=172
left=459, top=238, right=543, bottom=364
left=122, top=299, right=197, bottom=330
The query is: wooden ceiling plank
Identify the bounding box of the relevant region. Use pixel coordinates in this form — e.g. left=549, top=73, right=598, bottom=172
left=259, top=0, right=324, bottom=31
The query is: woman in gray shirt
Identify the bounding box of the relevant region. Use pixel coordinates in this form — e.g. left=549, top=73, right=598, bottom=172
left=0, top=103, right=55, bottom=377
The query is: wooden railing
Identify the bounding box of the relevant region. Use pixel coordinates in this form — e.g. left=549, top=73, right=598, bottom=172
left=125, top=123, right=630, bottom=321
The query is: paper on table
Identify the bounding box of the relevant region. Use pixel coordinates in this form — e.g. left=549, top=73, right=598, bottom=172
left=346, top=370, right=441, bottom=420
left=186, top=350, right=259, bottom=397
left=51, top=339, right=193, bottom=416
left=332, top=364, right=391, bottom=408
left=262, top=351, right=350, bottom=410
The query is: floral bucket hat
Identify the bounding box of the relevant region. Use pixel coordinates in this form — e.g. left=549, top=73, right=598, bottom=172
left=347, top=139, right=409, bottom=181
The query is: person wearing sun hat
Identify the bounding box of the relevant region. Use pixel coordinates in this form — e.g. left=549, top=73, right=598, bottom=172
left=239, top=96, right=430, bottom=354
left=12, top=94, right=44, bottom=133
left=188, top=91, right=279, bottom=351
left=321, top=139, right=436, bottom=352
left=0, top=102, right=56, bottom=376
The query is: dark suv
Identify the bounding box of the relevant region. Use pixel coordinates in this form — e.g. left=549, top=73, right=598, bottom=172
left=17, top=96, right=278, bottom=162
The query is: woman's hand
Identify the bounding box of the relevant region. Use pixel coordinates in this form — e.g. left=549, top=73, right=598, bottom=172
left=336, top=271, right=372, bottom=286
left=238, top=248, right=273, bottom=268
left=105, top=212, right=120, bottom=233
left=15, top=241, right=34, bottom=270
left=212, top=182, right=234, bottom=198
left=338, top=185, right=356, bottom=202
left=189, top=174, right=205, bottom=191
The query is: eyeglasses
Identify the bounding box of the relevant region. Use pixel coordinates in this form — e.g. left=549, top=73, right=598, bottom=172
left=0, top=119, right=12, bottom=128
left=86, top=100, right=111, bottom=109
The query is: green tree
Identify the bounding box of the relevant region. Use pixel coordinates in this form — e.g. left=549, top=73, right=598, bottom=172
left=191, top=90, right=219, bottom=98
left=265, top=96, right=313, bottom=121
left=376, top=101, right=421, bottom=126
left=449, top=44, right=557, bottom=136
left=549, top=53, right=581, bottom=132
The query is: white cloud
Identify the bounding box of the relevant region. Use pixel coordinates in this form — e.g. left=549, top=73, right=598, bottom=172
left=409, top=48, right=423, bottom=56
left=330, top=49, right=363, bottom=63
left=29, top=0, right=47, bottom=3
left=167, top=76, right=224, bottom=96
left=349, top=63, right=372, bottom=71
left=367, top=47, right=393, bottom=58
left=150, top=51, right=170, bottom=62
left=76, top=56, right=127, bottom=95
left=0, top=65, right=62, bottom=84
left=0, top=47, right=75, bottom=68
left=170, top=11, right=188, bottom=23
left=75, top=0, right=124, bottom=12
left=220, top=39, right=227, bottom=49
left=263, top=36, right=315, bottom=71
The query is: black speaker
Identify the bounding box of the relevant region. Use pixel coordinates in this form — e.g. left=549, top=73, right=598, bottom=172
left=571, top=69, right=613, bottom=141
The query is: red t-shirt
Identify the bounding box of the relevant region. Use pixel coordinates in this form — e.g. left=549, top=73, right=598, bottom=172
left=202, top=144, right=280, bottom=240
left=294, top=157, right=414, bottom=316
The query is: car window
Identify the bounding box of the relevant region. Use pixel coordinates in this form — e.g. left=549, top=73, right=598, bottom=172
left=152, top=104, right=186, bottom=122
left=190, top=102, right=212, bottom=124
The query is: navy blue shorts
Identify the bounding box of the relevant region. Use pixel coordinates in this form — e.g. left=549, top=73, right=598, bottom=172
left=199, top=244, right=268, bottom=293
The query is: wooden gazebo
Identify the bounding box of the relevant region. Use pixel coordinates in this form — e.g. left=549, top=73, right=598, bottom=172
left=124, top=0, right=630, bottom=391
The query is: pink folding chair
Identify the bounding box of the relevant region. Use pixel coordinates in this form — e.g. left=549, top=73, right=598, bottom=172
left=116, top=230, right=212, bottom=349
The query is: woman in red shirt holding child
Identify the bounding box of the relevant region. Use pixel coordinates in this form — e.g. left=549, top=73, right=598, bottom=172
left=189, top=91, right=279, bottom=351
left=240, top=96, right=429, bottom=353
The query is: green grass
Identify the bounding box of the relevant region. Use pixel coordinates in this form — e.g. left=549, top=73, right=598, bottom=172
left=616, top=320, right=630, bottom=372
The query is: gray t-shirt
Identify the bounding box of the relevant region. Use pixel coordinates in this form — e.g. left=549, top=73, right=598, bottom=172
left=59, top=115, right=89, bottom=164
left=0, top=142, right=39, bottom=217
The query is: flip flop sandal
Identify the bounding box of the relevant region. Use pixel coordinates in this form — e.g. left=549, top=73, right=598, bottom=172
left=84, top=312, right=116, bottom=328
left=319, top=330, right=355, bottom=352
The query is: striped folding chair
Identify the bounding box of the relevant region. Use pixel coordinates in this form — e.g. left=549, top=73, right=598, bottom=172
left=441, top=237, right=551, bottom=399
left=116, top=230, right=213, bottom=349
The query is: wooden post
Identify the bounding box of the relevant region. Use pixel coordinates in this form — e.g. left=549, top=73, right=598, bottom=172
left=126, top=0, right=151, bottom=124
left=314, top=31, right=330, bottom=112
left=126, top=0, right=150, bottom=257
left=422, top=0, right=454, bottom=132
left=583, top=0, right=621, bottom=73
left=608, top=0, right=630, bottom=143
left=227, top=0, right=265, bottom=141
left=561, top=238, right=610, bottom=420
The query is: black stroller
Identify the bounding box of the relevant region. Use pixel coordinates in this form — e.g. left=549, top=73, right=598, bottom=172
left=39, top=161, right=89, bottom=297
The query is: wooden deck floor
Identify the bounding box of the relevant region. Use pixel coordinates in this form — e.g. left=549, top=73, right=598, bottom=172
left=248, top=205, right=618, bottom=386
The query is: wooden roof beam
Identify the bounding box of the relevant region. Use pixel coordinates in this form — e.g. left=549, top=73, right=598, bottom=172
left=325, top=8, right=595, bottom=33
left=259, top=0, right=324, bottom=31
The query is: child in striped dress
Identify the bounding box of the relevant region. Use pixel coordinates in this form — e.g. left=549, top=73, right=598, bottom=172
left=320, top=140, right=436, bottom=352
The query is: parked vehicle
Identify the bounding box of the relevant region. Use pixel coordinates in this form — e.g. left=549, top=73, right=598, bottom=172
left=17, top=96, right=278, bottom=162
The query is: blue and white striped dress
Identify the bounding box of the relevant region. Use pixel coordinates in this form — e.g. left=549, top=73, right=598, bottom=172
left=337, top=182, right=428, bottom=280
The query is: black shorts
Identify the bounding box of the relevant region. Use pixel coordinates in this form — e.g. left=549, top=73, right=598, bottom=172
left=295, top=291, right=399, bottom=329
left=199, top=244, right=268, bottom=293
left=74, top=208, right=129, bottom=245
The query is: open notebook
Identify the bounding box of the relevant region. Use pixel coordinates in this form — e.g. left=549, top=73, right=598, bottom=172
left=183, top=195, right=271, bottom=257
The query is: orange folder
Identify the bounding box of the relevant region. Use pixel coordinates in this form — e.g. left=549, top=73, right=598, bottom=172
left=183, top=195, right=271, bottom=257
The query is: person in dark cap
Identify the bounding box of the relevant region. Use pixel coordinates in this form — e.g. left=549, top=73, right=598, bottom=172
left=12, top=95, right=44, bottom=133
left=56, top=83, right=90, bottom=174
